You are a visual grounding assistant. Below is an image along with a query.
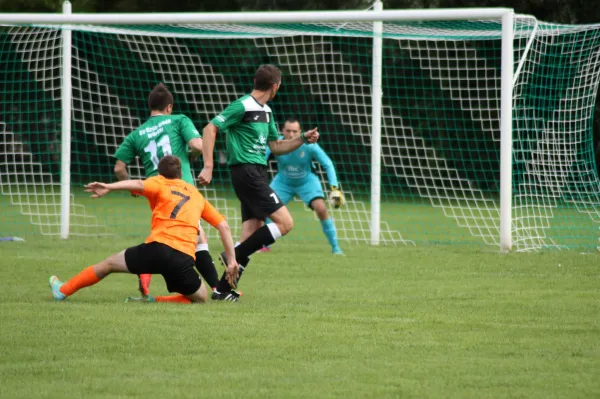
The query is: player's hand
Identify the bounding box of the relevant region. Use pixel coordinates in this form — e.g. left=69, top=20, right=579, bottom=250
left=303, top=128, right=319, bottom=144
left=198, top=167, right=213, bottom=186
left=225, top=259, right=240, bottom=289
left=84, top=182, right=110, bottom=198
left=329, top=186, right=344, bottom=209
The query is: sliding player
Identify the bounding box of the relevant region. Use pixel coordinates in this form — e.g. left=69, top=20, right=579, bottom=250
left=49, top=156, right=238, bottom=304
left=114, top=83, right=219, bottom=295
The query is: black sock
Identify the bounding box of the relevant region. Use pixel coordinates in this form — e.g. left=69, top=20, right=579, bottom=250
left=236, top=225, right=276, bottom=260
left=216, top=257, right=251, bottom=292
left=195, top=250, right=219, bottom=289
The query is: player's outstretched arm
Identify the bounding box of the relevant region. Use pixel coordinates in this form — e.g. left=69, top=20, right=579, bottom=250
left=312, top=145, right=339, bottom=188
left=198, top=123, right=218, bottom=185
left=114, top=160, right=140, bottom=197
left=214, top=220, right=240, bottom=287
left=269, top=128, right=319, bottom=156
left=84, top=180, right=145, bottom=198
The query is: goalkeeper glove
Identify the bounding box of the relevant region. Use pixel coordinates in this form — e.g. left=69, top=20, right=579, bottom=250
left=329, top=186, right=344, bottom=209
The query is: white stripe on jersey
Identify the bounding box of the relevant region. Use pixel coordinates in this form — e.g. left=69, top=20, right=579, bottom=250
left=241, top=96, right=272, bottom=113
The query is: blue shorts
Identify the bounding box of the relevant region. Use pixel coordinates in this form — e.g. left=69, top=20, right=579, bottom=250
left=270, top=174, right=324, bottom=208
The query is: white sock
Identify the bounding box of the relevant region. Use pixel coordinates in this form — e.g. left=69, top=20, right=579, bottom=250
left=196, top=243, right=209, bottom=252
left=267, top=223, right=282, bottom=241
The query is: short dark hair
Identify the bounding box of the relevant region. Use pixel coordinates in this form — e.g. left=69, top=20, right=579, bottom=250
left=254, top=64, right=282, bottom=91
left=148, top=83, right=174, bottom=111
left=284, top=117, right=301, bottom=127
left=157, top=155, right=182, bottom=179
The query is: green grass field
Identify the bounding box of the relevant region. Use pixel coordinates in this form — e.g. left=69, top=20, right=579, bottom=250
left=1, top=188, right=600, bottom=397
left=1, top=235, right=599, bottom=398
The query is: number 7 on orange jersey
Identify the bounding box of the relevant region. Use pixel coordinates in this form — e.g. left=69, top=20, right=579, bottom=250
left=170, top=190, right=190, bottom=219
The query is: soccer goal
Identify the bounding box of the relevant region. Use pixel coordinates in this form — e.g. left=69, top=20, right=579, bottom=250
left=1, top=2, right=600, bottom=252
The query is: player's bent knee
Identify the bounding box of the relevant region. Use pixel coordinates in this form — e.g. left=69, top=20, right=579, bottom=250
left=311, top=199, right=328, bottom=220
left=186, top=282, right=208, bottom=304
left=316, top=210, right=328, bottom=220
left=93, top=261, right=111, bottom=278
left=103, top=250, right=128, bottom=275
left=277, top=215, right=294, bottom=236
left=269, top=206, right=294, bottom=236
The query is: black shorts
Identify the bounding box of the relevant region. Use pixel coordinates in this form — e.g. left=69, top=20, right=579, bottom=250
left=230, top=164, right=284, bottom=222
left=124, top=242, right=201, bottom=296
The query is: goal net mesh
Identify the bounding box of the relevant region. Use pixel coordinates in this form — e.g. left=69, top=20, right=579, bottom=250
left=1, top=16, right=600, bottom=251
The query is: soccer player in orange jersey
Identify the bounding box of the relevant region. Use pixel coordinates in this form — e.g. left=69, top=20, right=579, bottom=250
left=114, top=83, right=219, bottom=297
left=48, top=156, right=239, bottom=304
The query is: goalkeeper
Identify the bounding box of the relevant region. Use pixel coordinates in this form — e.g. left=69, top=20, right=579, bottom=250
left=265, top=118, right=343, bottom=255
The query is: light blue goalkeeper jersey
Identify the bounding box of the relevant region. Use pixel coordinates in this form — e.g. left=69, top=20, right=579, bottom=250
left=266, top=137, right=339, bottom=187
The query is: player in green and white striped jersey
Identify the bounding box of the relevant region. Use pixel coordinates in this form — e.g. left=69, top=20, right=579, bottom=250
left=199, top=65, right=320, bottom=300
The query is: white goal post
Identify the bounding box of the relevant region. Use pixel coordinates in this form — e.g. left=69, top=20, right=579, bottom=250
left=0, top=3, right=517, bottom=250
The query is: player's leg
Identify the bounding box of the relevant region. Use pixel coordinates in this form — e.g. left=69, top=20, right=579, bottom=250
left=138, top=274, right=152, bottom=296
left=146, top=283, right=207, bottom=304
left=49, top=250, right=129, bottom=300
left=138, top=236, right=151, bottom=295
left=139, top=226, right=218, bottom=296
left=266, top=206, right=294, bottom=236
left=212, top=205, right=262, bottom=299
left=216, top=205, right=292, bottom=295
left=259, top=177, right=294, bottom=252
left=128, top=244, right=207, bottom=304
left=299, top=175, right=343, bottom=254
left=233, top=166, right=292, bottom=252
left=214, top=164, right=289, bottom=296
left=311, top=199, right=343, bottom=255
left=183, top=282, right=209, bottom=303
left=240, top=217, right=264, bottom=242
left=156, top=244, right=207, bottom=304
left=194, top=226, right=219, bottom=291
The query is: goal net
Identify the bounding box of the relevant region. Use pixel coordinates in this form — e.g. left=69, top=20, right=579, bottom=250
left=1, top=14, right=600, bottom=251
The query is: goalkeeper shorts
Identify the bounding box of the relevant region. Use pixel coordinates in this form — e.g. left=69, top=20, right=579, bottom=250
left=270, top=174, right=325, bottom=208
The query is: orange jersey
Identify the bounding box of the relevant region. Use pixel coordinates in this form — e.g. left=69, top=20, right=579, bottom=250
left=136, top=175, right=225, bottom=258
